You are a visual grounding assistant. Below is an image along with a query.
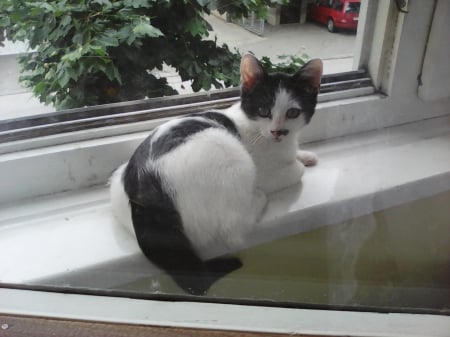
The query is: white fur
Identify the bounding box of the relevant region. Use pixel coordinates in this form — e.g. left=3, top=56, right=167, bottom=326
left=109, top=163, right=135, bottom=236
left=297, top=150, right=319, bottom=166
left=271, top=87, right=302, bottom=132
left=156, top=127, right=266, bottom=258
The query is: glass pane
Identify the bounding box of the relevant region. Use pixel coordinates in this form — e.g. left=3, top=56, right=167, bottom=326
left=0, top=1, right=361, bottom=120
left=2, top=186, right=448, bottom=314
left=346, top=2, right=361, bottom=13
left=2, top=0, right=449, bottom=322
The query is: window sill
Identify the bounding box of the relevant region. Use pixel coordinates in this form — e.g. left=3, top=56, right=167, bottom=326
left=0, top=288, right=448, bottom=337
left=1, top=116, right=449, bottom=284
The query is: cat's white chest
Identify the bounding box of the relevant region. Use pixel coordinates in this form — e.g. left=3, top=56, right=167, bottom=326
left=248, top=136, right=303, bottom=194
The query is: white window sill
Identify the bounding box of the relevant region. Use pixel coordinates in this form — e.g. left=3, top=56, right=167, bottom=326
left=1, top=116, right=449, bottom=285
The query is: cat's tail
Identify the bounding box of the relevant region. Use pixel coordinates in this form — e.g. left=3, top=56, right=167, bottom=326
left=170, top=256, right=243, bottom=296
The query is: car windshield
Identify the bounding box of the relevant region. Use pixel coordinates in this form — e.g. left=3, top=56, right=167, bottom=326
left=345, top=2, right=360, bottom=13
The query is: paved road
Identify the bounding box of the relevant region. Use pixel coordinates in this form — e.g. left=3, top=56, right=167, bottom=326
left=207, top=14, right=356, bottom=60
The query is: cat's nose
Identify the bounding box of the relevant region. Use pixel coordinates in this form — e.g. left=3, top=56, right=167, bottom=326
left=271, top=129, right=289, bottom=137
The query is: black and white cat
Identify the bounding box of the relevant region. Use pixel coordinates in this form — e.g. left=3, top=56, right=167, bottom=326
left=109, top=54, right=323, bottom=295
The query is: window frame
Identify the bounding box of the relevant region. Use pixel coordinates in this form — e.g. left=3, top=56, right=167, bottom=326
left=0, top=70, right=373, bottom=145
left=1, top=288, right=449, bottom=337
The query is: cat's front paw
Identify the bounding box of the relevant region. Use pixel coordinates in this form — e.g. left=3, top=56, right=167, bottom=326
left=296, top=150, right=318, bottom=167
left=253, top=189, right=268, bottom=221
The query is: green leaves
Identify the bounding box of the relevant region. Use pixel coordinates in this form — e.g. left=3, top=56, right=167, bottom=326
left=133, top=21, right=163, bottom=39
left=61, top=48, right=83, bottom=62
left=60, top=15, right=71, bottom=28
left=29, top=2, right=55, bottom=13
left=185, top=16, right=210, bottom=36
left=58, top=69, right=71, bottom=88
left=0, top=15, right=10, bottom=27
left=124, top=0, right=150, bottom=8
left=94, top=29, right=120, bottom=47
left=91, top=0, right=113, bottom=6
left=260, top=54, right=309, bottom=73
left=212, top=0, right=288, bottom=20
left=1, top=0, right=286, bottom=109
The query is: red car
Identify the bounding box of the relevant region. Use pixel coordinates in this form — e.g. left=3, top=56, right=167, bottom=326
left=307, top=0, right=361, bottom=33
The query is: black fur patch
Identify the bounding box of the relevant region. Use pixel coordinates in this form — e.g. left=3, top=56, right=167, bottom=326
left=197, top=111, right=240, bottom=137
left=240, top=73, right=276, bottom=121
left=124, top=140, right=171, bottom=207
left=150, top=112, right=239, bottom=159
left=150, top=119, right=211, bottom=159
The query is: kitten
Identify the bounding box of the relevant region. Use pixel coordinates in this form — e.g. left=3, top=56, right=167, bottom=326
left=109, top=54, right=323, bottom=295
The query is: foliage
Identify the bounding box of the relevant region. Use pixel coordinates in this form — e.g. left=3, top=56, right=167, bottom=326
left=260, top=54, right=309, bottom=73
left=212, top=0, right=287, bottom=20
left=0, top=0, right=291, bottom=110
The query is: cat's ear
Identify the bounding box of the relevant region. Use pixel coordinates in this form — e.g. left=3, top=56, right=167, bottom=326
left=295, top=59, right=323, bottom=93
left=240, top=53, right=264, bottom=91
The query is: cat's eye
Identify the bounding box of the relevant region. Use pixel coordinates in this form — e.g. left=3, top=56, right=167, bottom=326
left=258, top=107, right=272, bottom=118
left=286, top=108, right=301, bottom=119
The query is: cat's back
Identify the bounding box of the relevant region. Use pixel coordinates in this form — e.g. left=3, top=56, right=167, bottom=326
left=113, top=111, right=248, bottom=207
left=147, top=111, right=253, bottom=198
left=148, top=111, right=241, bottom=161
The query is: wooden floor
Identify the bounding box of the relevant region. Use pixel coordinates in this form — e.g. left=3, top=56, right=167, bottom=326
left=0, top=315, right=334, bottom=337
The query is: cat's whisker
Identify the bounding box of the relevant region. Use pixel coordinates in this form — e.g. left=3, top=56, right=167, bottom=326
left=253, top=134, right=261, bottom=144
left=250, top=132, right=263, bottom=145
left=248, top=132, right=258, bottom=144
left=254, top=133, right=264, bottom=144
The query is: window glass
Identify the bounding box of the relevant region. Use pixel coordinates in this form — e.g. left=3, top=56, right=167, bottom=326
left=333, top=1, right=344, bottom=11
left=346, top=2, right=360, bottom=14
left=1, top=0, right=449, bottom=323
left=0, top=0, right=360, bottom=120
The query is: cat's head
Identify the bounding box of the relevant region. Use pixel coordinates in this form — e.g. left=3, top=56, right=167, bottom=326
left=239, top=54, right=323, bottom=142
